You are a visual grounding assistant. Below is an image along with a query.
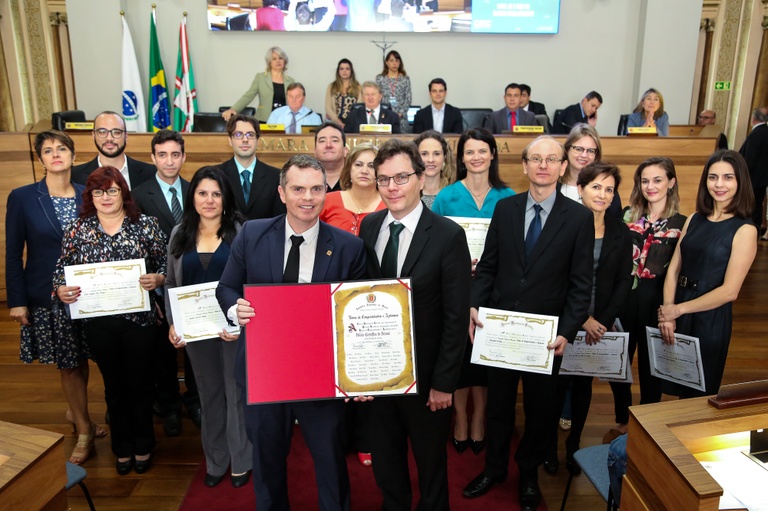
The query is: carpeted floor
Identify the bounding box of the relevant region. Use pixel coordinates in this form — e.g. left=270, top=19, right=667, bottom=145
left=179, top=425, right=546, bottom=510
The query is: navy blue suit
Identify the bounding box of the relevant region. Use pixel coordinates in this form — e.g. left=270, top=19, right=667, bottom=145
left=217, top=215, right=366, bottom=511
left=6, top=179, right=84, bottom=309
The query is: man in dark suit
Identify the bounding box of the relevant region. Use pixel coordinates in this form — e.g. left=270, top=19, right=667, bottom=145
left=72, top=111, right=155, bottom=189
left=218, top=114, right=286, bottom=220
left=520, top=84, right=547, bottom=116
left=216, top=155, right=366, bottom=511
left=412, top=78, right=465, bottom=134
left=344, top=81, right=402, bottom=134
left=359, top=139, right=471, bottom=510
left=739, top=107, right=768, bottom=232
left=552, top=91, right=603, bottom=135
left=462, top=136, right=594, bottom=511
left=484, top=83, right=538, bottom=134
left=132, top=129, right=198, bottom=436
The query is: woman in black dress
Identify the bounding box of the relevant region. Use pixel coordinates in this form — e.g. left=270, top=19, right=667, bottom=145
left=658, top=150, right=757, bottom=397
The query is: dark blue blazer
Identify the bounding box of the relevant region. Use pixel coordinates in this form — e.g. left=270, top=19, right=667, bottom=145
left=216, top=215, right=367, bottom=387
left=5, top=179, right=85, bottom=308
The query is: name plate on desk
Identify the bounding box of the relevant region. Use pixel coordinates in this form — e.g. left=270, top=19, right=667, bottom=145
left=360, top=124, right=393, bottom=134
left=64, top=122, right=94, bottom=130
left=261, top=124, right=285, bottom=133
left=513, top=125, right=544, bottom=134
left=627, top=127, right=658, bottom=135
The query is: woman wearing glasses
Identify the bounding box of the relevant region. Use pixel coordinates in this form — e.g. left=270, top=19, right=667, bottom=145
left=6, top=130, right=106, bottom=465
left=320, top=143, right=385, bottom=236
left=560, top=124, right=622, bottom=217
left=53, top=167, right=167, bottom=475
left=432, top=128, right=515, bottom=455
left=222, top=46, right=295, bottom=124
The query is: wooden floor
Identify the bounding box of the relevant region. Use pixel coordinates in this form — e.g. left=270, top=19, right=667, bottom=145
left=1, top=243, right=766, bottom=510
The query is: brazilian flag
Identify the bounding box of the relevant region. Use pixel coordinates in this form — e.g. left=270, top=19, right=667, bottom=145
left=148, top=10, right=171, bottom=132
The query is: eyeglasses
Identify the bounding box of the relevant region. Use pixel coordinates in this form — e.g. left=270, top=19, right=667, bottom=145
left=698, top=115, right=715, bottom=121
left=94, top=128, right=125, bottom=139
left=231, top=131, right=258, bottom=140
left=524, top=156, right=563, bottom=166
left=91, top=187, right=121, bottom=197
left=570, top=146, right=597, bottom=156
left=375, top=172, right=417, bottom=187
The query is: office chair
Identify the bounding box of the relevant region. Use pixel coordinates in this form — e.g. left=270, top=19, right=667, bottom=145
left=66, top=461, right=96, bottom=511
left=559, top=444, right=618, bottom=511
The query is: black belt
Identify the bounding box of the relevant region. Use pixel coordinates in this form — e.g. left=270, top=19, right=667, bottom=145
left=678, top=275, right=698, bottom=290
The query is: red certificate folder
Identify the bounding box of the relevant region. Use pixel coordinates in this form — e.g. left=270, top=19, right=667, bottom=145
left=244, top=279, right=417, bottom=405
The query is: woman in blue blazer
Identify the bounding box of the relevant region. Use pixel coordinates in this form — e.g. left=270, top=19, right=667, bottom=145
left=5, top=130, right=104, bottom=464
left=626, top=88, right=669, bottom=136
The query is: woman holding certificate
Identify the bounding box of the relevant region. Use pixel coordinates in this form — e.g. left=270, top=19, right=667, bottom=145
left=6, top=130, right=105, bottom=465
left=605, top=157, right=686, bottom=443
left=557, top=162, right=633, bottom=474
left=432, top=128, right=515, bottom=455
left=657, top=150, right=756, bottom=397
left=415, top=130, right=455, bottom=209
left=166, top=167, right=253, bottom=488
left=53, top=166, right=167, bottom=475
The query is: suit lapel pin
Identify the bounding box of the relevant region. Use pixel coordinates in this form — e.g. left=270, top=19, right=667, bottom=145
left=327, top=250, right=332, bottom=256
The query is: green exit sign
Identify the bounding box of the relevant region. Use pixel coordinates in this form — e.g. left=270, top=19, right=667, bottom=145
left=714, top=81, right=732, bottom=91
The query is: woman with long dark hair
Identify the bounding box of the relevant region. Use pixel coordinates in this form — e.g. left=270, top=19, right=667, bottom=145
left=325, top=58, right=362, bottom=128
left=167, top=166, right=252, bottom=488
left=375, top=50, right=412, bottom=133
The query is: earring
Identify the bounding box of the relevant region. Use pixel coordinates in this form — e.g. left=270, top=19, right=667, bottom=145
left=667, top=188, right=673, bottom=195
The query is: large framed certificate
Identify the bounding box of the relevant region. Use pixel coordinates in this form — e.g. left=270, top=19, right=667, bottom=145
left=64, top=259, right=150, bottom=319
left=243, top=279, right=417, bottom=404
left=167, top=282, right=240, bottom=342
left=446, top=217, right=490, bottom=261
left=646, top=327, right=706, bottom=392
left=560, top=331, right=630, bottom=379
left=470, top=307, right=558, bottom=375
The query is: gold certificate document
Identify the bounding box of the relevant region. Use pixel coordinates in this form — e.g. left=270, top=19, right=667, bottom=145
left=470, top=307, right=558, bottom=375
left=167, top=282, right=240, bottom=342
left=446, top=217, right=491, bottom=261
left=64, top=259, right=150, bottom=319
left=646, top=327, right=706, bottom=392
left=333, top=279, right=417, bottom=397
left=559, top=331, right=630, bottom=379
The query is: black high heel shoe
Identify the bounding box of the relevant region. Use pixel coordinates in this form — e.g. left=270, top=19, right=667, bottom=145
left=134, top=454, right=152, bottom=474
left=452, top=438, right=469, bottom=454
left=116, top=458, right=134, bottom=475
left=470, top=439, right=486, bottom=455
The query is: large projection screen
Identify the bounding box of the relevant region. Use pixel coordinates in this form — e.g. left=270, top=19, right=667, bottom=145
left=207, top=1, right=561, bottom=34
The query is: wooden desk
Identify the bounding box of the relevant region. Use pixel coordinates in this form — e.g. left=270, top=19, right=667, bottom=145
left=622, top=397, right=768, bottom=511
left=0, top=421, right=67, bottom=511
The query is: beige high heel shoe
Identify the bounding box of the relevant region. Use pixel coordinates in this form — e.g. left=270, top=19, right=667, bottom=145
left=70, top=422, right=96, bottom=465
left=65, top=409, right=107, bottom=438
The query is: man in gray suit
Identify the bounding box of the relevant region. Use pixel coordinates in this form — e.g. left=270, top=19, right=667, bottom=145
left=484, top=83, right=538, bottom=134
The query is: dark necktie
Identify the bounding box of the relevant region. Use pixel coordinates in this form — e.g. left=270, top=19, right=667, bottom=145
left=169, top=187, right=182, bottom=224
left=525, top=204, right=542, bottom=257
left=381, top=222, right=405, bottom=278
left=289, top=111, right=297, bottom=134
left=368, top=109, right=376, bottom=124
left=283, top=235, right=304, bottom=283
left=241, top=170, right=251, bottom=204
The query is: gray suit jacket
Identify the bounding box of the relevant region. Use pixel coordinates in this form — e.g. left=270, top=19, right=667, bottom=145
left=483, top=107, right=537, bottom=134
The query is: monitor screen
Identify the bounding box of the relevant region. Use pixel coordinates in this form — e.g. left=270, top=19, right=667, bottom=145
left=207, top=1, right=561, bottom=35
left=407, top=106, right=420, bottom=123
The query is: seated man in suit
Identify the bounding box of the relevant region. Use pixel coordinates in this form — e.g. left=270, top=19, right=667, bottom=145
left=218, top=114, right=286, bottom=220
left=216, top=154, right=366, bottom=511
left=72, top=110, right=155, bottom=189
left=132, top=129, right=199, bottom=436
left=266, top=82, right=322, bottom=133
left=359, top=139, right=471, bottom=510
left=552, top=91, right=602, bottom=134
left=344, top=81, right=402, bottom=134
left=412, top=78, right=464, bottom=134
left=483, top=83, right=538, bottom=134
left=519, top=84, right=547, bottom=116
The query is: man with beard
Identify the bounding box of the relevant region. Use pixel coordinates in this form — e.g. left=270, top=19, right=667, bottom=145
left=72, top=111, right=155, bottom=189
left=313, top=122, right=348, bottom=192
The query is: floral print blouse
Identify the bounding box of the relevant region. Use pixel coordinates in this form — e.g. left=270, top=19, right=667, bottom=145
left=376, top=74, right=412, bottom=133
left=623, top=210, right=686, bottom=289
left=52, top=214, right=168, bottom=326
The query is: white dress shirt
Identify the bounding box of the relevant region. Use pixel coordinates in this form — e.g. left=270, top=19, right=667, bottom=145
left=374, top=202, right=424, bottom=277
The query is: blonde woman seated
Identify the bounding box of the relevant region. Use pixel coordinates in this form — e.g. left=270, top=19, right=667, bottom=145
left=626, top=88, right=669, bottom=136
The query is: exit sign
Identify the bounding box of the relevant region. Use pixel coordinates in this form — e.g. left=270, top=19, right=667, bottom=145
left=714, top=81, right=732, bottom=91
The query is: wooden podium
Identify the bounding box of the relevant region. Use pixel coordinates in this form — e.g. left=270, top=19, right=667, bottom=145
left=0, top=421, right=67, bottom=511
left=622, top=397, right=768, bottom=510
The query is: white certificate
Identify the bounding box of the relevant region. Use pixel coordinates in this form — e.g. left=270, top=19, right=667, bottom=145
left=470, top=307, right=558, bottom=375
left=446, top=217, right=490, bottom=261
left=64, top=259, right=150, bottom=319
left=560, top=331, right=630, bottom=379
left=646, top=327, right=706, bottom=392
left=167, top=282, right=240, bottom=342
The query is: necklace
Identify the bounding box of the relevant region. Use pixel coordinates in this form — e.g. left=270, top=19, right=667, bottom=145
left=348, top=191, right=378, bottom=214
left=463, top=180, right=491, bottom=205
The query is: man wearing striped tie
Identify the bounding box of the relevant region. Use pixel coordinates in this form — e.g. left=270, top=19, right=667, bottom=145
left=133, top=129, right=200, bottom=438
